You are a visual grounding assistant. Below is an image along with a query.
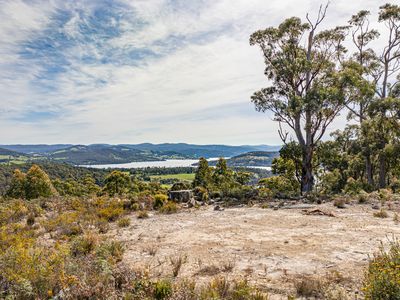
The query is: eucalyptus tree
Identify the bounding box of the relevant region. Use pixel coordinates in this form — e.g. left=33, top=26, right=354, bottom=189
left=347, top=4, right=400, bottom=188
left=250, top=6, right=361, bottom=193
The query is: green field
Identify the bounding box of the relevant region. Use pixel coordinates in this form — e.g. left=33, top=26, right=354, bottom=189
left=150, top=173, right=195, bottom=181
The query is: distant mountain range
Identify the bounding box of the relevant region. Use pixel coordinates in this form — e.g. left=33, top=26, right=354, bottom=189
left=0, top=143, right=281, bottom=165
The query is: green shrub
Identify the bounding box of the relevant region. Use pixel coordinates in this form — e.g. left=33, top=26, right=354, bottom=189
left=153, top=194, right=168, bottom=210
left=137, top=210, right=149, bottom=219
left=153, top=280, right=173, bottom=300
left=159, top=201, right=178, bottom=214
left=117, top=217, right=131, bottom=228
left=258, top=176, right=299, bottom=198
left=171, top=182, right=191, bottom=191
left=193, top=186, right=209, bottom=202
left=71, top=233, right=98, bottom=256
left=358, top=191, right=369, bottom=204
left=97, top=201, right=124, bottom=222
left=343, top=177, right=363, bottom=195
left=363, top=241, right=400, bottom=299
left=96, top=240, right=124, bottom=263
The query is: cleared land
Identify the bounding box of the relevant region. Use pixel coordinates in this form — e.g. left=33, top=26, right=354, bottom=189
left=110, top=202, right=400, bottom=299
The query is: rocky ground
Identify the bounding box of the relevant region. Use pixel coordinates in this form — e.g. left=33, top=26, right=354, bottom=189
left=109, top=202, right=400, bottom=299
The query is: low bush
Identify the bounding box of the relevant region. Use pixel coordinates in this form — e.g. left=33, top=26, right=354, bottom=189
left=193, top=186, right=209, bottom=202
left=343, top=177, right=363, bottom=195
left=199, top=277, right=268, bottom=300
left=117, top=217, right=131, bottom=228
left=96, top=199, right=124, bottom=222
left=363, top=241, right=400, bottom=299
left=159, top=201, right=179, bottom=214
left=373, top=209, right=389, bottom=218
left=333, top=197, right=346, bottom=209
left=71, top=232, right=98, bottom=256
left=153, top=194, right=168, bottom=210
left=258, top=176, right=299, bottom=198
left=137, top=210, right=149, bottom=219
left=295, top=275, right=323, bottom=298
left=153, top=280, right=173, bottom=300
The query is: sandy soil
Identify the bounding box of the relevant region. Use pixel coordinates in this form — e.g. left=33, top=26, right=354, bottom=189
left=110, top=203, right=400, bottom=298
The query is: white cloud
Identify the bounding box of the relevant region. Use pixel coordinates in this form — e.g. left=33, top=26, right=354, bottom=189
left=0, top=0, right=392, bottom=144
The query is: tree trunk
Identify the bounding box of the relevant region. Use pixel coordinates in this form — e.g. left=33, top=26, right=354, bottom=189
left=365, top=154, right=374, bottom=188
left=379, top=155, right=386, bottom=189
left=301, top=148, right=314, bottom=193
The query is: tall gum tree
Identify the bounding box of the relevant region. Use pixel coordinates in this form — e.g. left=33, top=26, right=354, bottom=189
left=346, top=4, right=400, bottom=189
left=250, top=6, right=361, bottom=193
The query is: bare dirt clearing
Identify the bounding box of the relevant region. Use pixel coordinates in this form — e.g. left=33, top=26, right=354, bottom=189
left=110, top=203, right=400, bottom=298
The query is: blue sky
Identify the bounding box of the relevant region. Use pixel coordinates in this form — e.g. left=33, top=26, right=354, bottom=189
left=0, top=0, right=389, bottom=145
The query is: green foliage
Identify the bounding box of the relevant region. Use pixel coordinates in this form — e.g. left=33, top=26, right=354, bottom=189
left=258, top=176, right=299, bottom=198
left=24, top=165, right=57, bottom=199
left=117, top=217, right=131, bottom=228
left=153, top=280, right=173, bottom=300
left=170, top=181, right=191, bottom=191
left=343, top=177, right=363, bottom=195
left=153, top=193, right=168, bottom=209
left=193, top=157, right=212, bottom=189
left=96, top=199, right=124, bottom=221
left=71, top=232, right=98, bottom=256
left=5, top=169, right=26, bottom=198
left=363, top=241, right=400, bottom=299
left=103, top=170, right=131, bottom=196
left=193, top=186, right=209, bottom=202
left=6, top=165, right=57, bottom=200
left=159, top=201, right=179, bottom=214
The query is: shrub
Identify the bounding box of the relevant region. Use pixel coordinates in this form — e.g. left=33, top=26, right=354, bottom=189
left=96, top=240, right=124, bottom=263
left=373, top=209, right=389, bottom=218
left=378, top=188, right=393, bottom=203
left=258, top=176, right=299, bottom=198
left=295, top=276, right=323, bottom=298
left=71, top=233, right=98, bottom=256
left=137, top=210, right=149, bottom=219
left=117, top=217, right=131, bottom=228
left=170, top=254, right=187, bottom=277
left=97, top=200, right=124, bottom=222
left=5, top=169, right=26, bottom=199
left=24, top=165, right=58, bottom=200
left=42, top=211, right=83, bottom=237
left=343, top=177, right=363, bottom=195
left=363, top=241, right=400, bottom=299
left=159, top=201, right=178, bottom=214
left=0, top=199, right=29, bottom=225
left=200, top=277, right=268, bottom=300
left=153, top=280, right=173, bottom=300
left=193, top=186, right=209, bottom=202
left=358, top=191, right=369, bottom=204
left=333, top=197, right=346, bottom=209
left=103, top=171, right=131, bottom=196
left=153, top=194, right=168, bottom=210
left=26, top=213, right=35, bottom=226
left=171, top=182, right=191, bottom=191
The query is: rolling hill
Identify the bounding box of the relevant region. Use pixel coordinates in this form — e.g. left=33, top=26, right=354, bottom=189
left=0, top=143, right=281, bottom=165
left=207, top=151, right=279, bottom=168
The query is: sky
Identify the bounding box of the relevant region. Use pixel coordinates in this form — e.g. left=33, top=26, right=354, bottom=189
left=0, top=0, right=391, bottom=145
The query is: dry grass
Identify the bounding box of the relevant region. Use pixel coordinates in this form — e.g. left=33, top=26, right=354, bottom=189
left=373, top=209, right=389, bottom=218
left=117, top=217, right=131, bottom=227
left=137, top=210, right=149, bottom=219
left=170, top=254, right=187, bottom=277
